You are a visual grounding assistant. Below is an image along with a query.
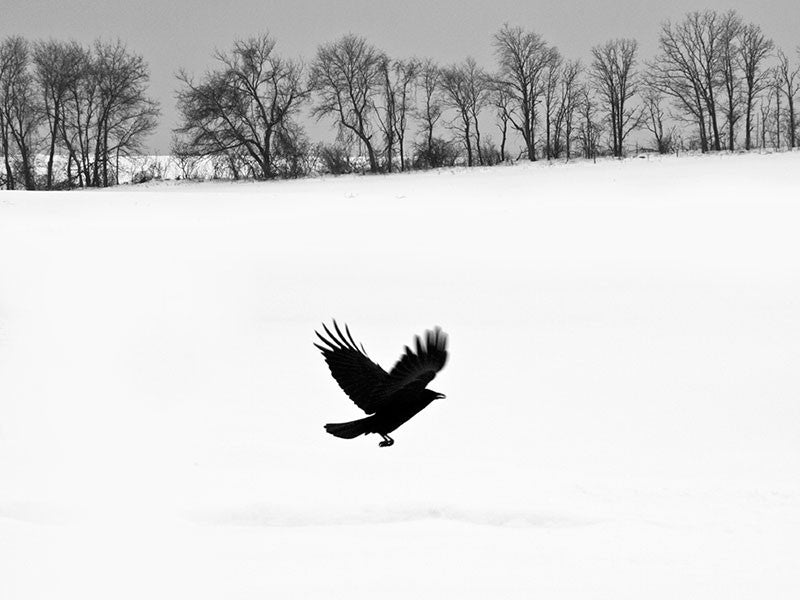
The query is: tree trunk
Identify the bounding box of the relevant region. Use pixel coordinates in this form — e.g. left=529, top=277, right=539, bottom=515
left=709, top=103, right=721, bottom=150
left=464, top=116, right=473, bottom=166
left=66, top=150, right=74, bottom=188
left=744, top=99, right=753, bottom=150
left=364, top=138, right=379, bottom=173
left=1, top=128, right=14, bottom=189
left=20, top=149, right=35, bottom=190
left=697, top=98, right=708, bottom=153
left=545, top=117, right=552, bottom=160
left=473, top=114, right=483, bottom=166
left=499, top=121, right=507, bottom=162
left=102, top=122, right=109, bottom=187
left=46, top=110, right=60, bottom=189
left=263, top=130, right=273, bottom=179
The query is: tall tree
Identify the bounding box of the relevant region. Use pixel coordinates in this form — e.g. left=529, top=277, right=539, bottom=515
left=552, top=60, right=582, bottom=159
left=650, top=11, right=729, bottom=152
left=92, top=39, right=159, bottom=186
left=490, top=79, right=513, bottom=162
left=440, top=58, right=489, bottom=166
left=375, top=57, right=418, bottom=172
left=542, top=49, right=563, bottom=159
left=591, top=39, right=640, bottom=157
left=0, top=36, right=41, bottom=190
left=0, top=38, right=18, bottom=188
left=577, top=84, right=601, bottom=160
left=493, top=24, right=554, bottom=161
left=416, top=59, right=443, bottom=166
left=718, top=11, right=743, bottom=149
left=376, top=56, right=398, bottom=172
left=463, top=57, right=490, bottom=165
left=176, top=34, right=308, bottom=180
left=311, top=34, right=384, bottom=173
left=33, top=40, right=83, bottom=188
left=59, top=44, right=96, bottom=187
left=758, top=86, right=776, bottom=148
left=440, top=62, right=473, bottom=166
left=737, top=23, right=773, bottom=150
left=391, top=59, right=419, bottom=172
left=642, top=86, right=674, bottom=153
left=776, top=49, right=800, bottom=148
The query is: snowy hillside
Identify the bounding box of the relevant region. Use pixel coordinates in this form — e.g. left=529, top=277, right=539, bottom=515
left=1, top=153, right=799, bottom=599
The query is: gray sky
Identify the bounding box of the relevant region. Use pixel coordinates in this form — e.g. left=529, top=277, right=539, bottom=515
left=3, top=0, right=798, bottom=152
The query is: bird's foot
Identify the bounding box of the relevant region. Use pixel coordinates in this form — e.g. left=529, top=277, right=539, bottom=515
left=378, top=435, right=394, bottom=447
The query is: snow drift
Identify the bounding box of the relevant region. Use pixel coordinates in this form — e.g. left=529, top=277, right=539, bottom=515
left=1, top=153, right=799, bottom=599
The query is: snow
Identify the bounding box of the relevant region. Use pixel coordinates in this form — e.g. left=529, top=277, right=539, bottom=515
left=1, top=153, right=799, bottom=599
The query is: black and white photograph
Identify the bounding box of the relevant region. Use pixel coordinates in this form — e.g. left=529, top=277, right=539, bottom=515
left=1, top=0, right=798, bottom=597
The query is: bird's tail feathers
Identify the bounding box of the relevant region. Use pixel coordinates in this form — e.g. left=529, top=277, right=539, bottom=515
left=324, top=417, right=372, bottom=439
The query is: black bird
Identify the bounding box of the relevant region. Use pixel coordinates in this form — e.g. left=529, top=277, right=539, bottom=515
left=315, top=321, right=448, bottom=447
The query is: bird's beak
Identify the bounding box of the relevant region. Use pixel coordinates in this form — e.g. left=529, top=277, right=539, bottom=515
left=436, top=393, right=446, bottom=400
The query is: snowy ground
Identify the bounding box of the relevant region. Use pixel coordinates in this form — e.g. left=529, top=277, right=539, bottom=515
left=1, top=153, right=799, bottom=599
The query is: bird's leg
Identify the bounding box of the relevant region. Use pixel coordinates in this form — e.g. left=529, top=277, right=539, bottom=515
left=378, top=434, right=394, bottom=447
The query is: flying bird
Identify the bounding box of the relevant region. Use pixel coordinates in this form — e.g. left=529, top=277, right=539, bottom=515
left=315, top=321, right=448, bottom=447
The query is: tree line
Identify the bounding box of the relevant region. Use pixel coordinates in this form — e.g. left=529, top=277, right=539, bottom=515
left=0, top=37, right=158, bottom=189
left=1, top=9, right=798, bottom=188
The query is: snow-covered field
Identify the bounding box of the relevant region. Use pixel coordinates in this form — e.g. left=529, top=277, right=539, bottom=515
left=1, top=153, right=799, bottom=599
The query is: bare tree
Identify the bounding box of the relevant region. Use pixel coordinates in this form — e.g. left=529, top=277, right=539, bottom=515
left=0, top=38, right=19, bottom=188
left=416, top=59, right=443, bottom=164
left=489, top=79, right=513, bottom=162
left=440, top=58, right=489, bottom=166
left=642, top=86, right=674, bottom=153
left=688, top=11, right=725, bottom=151
left=176, top=34, right=308, bottom=180
left=463, top=58, right=490, bottom=165
left=648, top=23, right=707, bottom=152
left=776, top=49, right=800, bottom=148
left=59, top=44, right=97, bottom=187
left=391, top=59, right=419, bottom=172
left=551, top=59, right=581, bottom=159
left=772, top=70, right=782, bottom=148
left=92, top=39, right=159, bottom=187
left=577, top=85, right=602, bottom=160
left=542, top=49, right=563, bottom=159
left=170, top=134, right=203, bottom=179
left=718, top=11, right=743, bottom=149
left=591, top=39, right=640, bottom=157
left=375, top=57, right=418, bottom=172
left=33, top=40, right=83, bottom=188
left=311, top=34, right=384, bottom=173
left=758, top=88, right=774, bottom=148
left=650, top=11, right=729, bottom=152
left=440, top=62, right=473, bottom=165
left=737, top=23, right=773, bottom=150
left=493, top=24, right=554, bottom=161
left=0, top=36, right=41, bottom=190
left=375, top=57, right=398, bottom=172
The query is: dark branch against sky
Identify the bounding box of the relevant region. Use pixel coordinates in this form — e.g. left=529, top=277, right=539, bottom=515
left=3, top=0, right=797, bottom=152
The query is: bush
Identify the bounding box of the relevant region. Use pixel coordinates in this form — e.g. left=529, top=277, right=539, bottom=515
left=318, top=143, right=355, bottom=175
left=479, top=141, right=502, bottom=166
left=131, top=169, right=154, bottom=184
left=412, top=137, right=460, bottom=169
left=273, top=124, right=314, bottom=179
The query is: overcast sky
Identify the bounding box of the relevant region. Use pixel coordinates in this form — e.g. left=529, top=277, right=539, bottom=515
left=3, top=0, right=798, bottom=152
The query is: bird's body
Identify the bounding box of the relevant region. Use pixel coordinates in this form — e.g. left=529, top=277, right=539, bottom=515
left=315, top=321, right=448, bottom=447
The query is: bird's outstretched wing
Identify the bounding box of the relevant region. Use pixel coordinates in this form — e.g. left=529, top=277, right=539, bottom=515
left=374, top=327, right=448, bottom=409
left=314, top=320, right=389, bottom=414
